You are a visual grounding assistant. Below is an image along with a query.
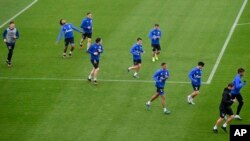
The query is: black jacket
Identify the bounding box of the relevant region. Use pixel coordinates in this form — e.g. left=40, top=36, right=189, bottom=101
left=219, top=87, right=234, bottom=109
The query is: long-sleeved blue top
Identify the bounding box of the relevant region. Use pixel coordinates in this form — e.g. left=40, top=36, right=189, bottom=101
left=56, top=23, right=82, bottom=42
left=231, top=74, right=246, bottom=94
left=148, top=28, right=161, bottom=45
left=80, top=17, right=92, bottom=33
left=188, top=67, right=202, bottom=85
left=153, top=68, right=170, bottom=88
left=130, top=43, right=144, bottom=60
left=88, top=43, right=103, bottom=60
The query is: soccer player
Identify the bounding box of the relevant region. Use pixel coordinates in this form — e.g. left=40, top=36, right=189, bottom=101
left=148, top=24, right=162, bottom=62
left=212, top=83, right=236, bottom=133
left=127, top=37, right=144, bottom=78
left=56, top=19, right=82, bottom=58
left=187, top=61, right=205, bottom=105
left=80, top=12, right=93, bottom=50
left=2, top=21, right=19, bottom=67
left=146, top=62, right=171, bottom=114
left=87, top=37, right=103, bottom=85
left=231, top=68, right=246, bottom=120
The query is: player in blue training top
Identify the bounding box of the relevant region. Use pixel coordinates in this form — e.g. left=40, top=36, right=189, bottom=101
left=231, top=68, right=246, bottom=120
left=87, top=37, right=103, bottom=85
left=2, top=21, right=19, bottom=67
left=146, top=62, right=171, bottom=114
left=56, top=19, right=82, bottom=58
left=148, top=24, right=162, bottom=62
left=187, top=61, right=205, bottom=105
left=80, top=12, right=93, bottom=50
left=127, top=37, right=144, bottom=78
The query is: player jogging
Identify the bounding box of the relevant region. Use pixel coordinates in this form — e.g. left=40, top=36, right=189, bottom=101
left=231, top=68, right=246, bottom=120
left=212, top=83, right=236, bottom=133
left=148, top=24, right=162, bottom=62
left=2, top=21, right=20, bottom=67
left=80, top=12, right=93, bottom=50
left=127, top=37, right=144, bottom=78
left=187, top=61, right=205, bottom=105
left=56, top=19, right=82, bottom=58
left=146, top=62, right=171, bottom=114
left=87, top=37, right=103, bottom=85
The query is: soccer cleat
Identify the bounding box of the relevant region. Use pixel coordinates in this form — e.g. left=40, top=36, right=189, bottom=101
left=6, top=60, right=11, bottom=67
left=234, top=115, right=242, bottom=120
left=133, top=75, right=139, bottom=79
left=93, top=80, right=98, bottom=85
left=155, top=56, right=158, bottom=61
left=187, top=96, right=192, bottom=104
left=190, top=101, right=195, bottom=105
left=63, top=53, right=66, bottom=58
left=146, top=103, right=150, bottom=110
left=87, top=78, right=92, bottom=82
left=212, top=129, right=218, bottom=133
left=152, top=57, right=155, bottom=62
left=127, top=68, right=130, bottom=73
left=69, top=53, right=72, bottom=57
left=221, top=126, right=227, bottom=133
left=80, top=44, right=83, bottom=48
left=164, top=109, right=171, bottom=114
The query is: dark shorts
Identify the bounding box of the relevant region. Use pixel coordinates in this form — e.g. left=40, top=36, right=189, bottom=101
left=231, top=93, right=243, bottom=102
left=219, top=107, right=234, bottom=118
left=91, top=59, right=99, bottom=69
left=133, top=59, right=142, bottom=65
left=152, top=44, right=161, bottom=52
left=64, top=37, right=74, bottom=47
left=82, top=32, right=92, bottom=39
left=6, top=43, right=15, bottom=50
left=156, top=87, right=165, bottom=95
left=192, top=84, right=200, bottom=91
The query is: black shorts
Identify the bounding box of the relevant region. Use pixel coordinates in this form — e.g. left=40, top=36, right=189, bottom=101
left=152, top=44, right=161, bottom=52
left=219, top=107, right=234, bottom=118
left=192, top=84, right=200, bottom=91
left=133, top=59, right=142, bottom=65
left=6, top=43, right=15, bottom=50
left=64, top=38, right=74, bottom=47
left=231, top=93, right=243, bottom=102
left=82, top=32, right=92, bottom=39
left=156, top=87, right=165, bottom=95
left=91, top=59, right=99, bottom=69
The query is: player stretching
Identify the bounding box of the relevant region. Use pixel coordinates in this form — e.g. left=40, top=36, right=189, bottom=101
left=56, top=19, right=82, bottom=58
left=212, top=83, right=236, bottom=133
left=146, top=62, right=171, bottom=114
left=87, top=37, right=103, bottom=85
left=148, top=24, right=162, bottom=62
left=80, top=12, right=93, bottom=50
left=128, top=37, right=144, bottom=78
left=2, top=21, right=19, bottom=67
left=187, top=61, right=205, bottom=105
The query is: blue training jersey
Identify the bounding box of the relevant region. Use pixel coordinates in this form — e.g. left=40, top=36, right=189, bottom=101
left=88, top=43, right=103, bottom=60
left=148, top=28, right=161, bottom=45
left=57, top=23, right=82, bottom=42
left=80, top=17, right=92, bottom=33
left=153, top=68, right=170, bottom=88
left=188, top=67, right=202, bottom=85
left=130, top=43, right=144, bottom=60
left=231, top=74, right=246, bottom=94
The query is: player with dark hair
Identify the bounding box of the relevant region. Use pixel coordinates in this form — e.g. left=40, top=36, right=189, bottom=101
left=231, top=68, right=246, bottom=120
left=2, top=21, right=19, bottom=67
left=80, top=12, right=93, bottom=50
left=187, top=61, right=205, bottom=105
left=87, top=37, right=103, bottom=85
left=148, top=24, right=162, bottom=62
left=213, top=83, right=236, bottom=133
left=56, top=19, right=82, bottom=58
left=146, top=62, right=171, bottom=114
left=128, top=37, right=144, bottom=78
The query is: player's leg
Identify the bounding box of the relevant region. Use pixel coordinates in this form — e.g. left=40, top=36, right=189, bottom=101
left=92, top=60, right=99, bottom=84
left=221, top=108, right=234, bottom=133
left=155, top=45, right=161, bottom=60
left=152, top=45, right=156, bottom=62
left=235, top=94, right=243, bottom=119
left=187, top=85, right=200, bottom=104
left=133, top=63, right=141, bottom=78
left=80, top=33, right=86, bottom=48
left=6, top=44, right=14, bottom=67
left=146, top=91, right=159, bottom=110
left=63, top=39, right=69, bottom=58
left=213, top=109, right=225, bottom=133
left=69, top=38, right=75, bottom=57
left=88, top=60, right=96, bottom=81
left=87, top=38, right=92, bottom=50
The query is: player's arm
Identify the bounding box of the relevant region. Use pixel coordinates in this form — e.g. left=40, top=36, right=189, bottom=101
left=222, top=92, right=234, bottom=105
left=15, top=30, right=20, bottom=39
left=72, top=25, right=83, bottom=33
left=80, top=19, right=89, bottom=30
left=130, top=46, right=138, bottom=55
left=2, top=29, right=7, bottom=42
left=188, top=70, right=196, bottom=82
left=153, top=70, right=161, bottom=82
left=148, top=30, right=154, bottom=39
left=56, top=28, right=63, bottom=43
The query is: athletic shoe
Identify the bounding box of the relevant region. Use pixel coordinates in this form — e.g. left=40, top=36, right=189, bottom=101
left=190, top=101, right=195, bottom=105
left=80, top=44, right=83, bottom=48
left=221, top=126, right=227, bottom=133
left=146, top=103, right=150, bottom=110
left=164, top=109, right=171, bottom=114
left=69, top=53, right=72, bottom=57
left=155, top=56, right=158, bottom=61
left=93, top=80, right=98, bottom=85
left=234, top=115, right=242, bottom=120
left=63, top=54, right=66, bottom=58
left=152, top=57, right=155, bottom=62
left=212, top=129, right=218, bottom=133
left=87, top=78, right=91, bottom=82
left=133, top=75, right=139, bottom=79
left=127, top=68, right=130, bottom=73
left=187, top=96, right=191, bottom=104
left=6, top=60, right=11, bottom=67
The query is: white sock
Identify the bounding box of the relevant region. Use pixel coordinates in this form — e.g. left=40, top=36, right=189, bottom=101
left=147, top=101, right=151, bottom=105
left=88, top=75, right=92, bottom=79
left=134, top=72, right=138, bottom=76
left=69, top=51, right=72, bottom=54
left=223, top=123, right=227, bottom=127
left=213, top=125, right=217, bottom=129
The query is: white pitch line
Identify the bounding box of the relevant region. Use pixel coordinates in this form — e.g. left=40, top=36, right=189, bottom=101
left=0, top=77, right=209, bottom=84
left=237, top=22, right=250, bottom=26
left=0, top=0, right=38, bottom=28
left=206, top=0, right=248, bottom=84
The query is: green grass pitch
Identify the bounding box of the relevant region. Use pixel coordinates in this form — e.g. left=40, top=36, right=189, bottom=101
left=0, top=0, right=249, bottom=141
